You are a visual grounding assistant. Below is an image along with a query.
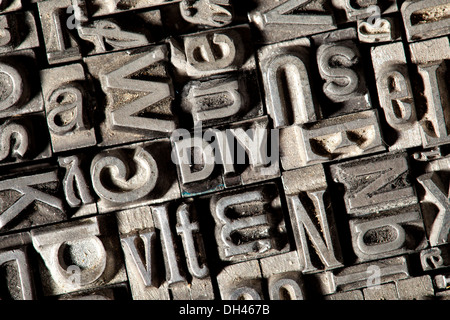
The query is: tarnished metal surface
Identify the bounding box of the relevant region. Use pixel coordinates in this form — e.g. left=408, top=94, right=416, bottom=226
left=1, top=0, right=450, bottom=301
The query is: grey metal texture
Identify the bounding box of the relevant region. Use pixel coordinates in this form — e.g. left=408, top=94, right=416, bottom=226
left=1, top=0, right=450, bottom=302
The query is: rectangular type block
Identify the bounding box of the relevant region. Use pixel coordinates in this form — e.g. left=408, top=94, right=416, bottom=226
left=401, top=0, right=450, bottom=42
left=324, top=290, right=364, bottom=300
left=320, top=256, right=410, bottom=294
left=84, top=44, right=176, bottom=148
left=363, top=282, right=399, bottom=300
left=0, top=11, right=40, bottom=54
left=168, top=24, right=255, bottom=79
left=396, top=275, right=434, bottom=300
left=0, top=164, right=66, bottom=234
left=312, top=28, right=372, bottom=118
left=90, top=139, right=180, bottom=214
left=0, top=49, right=44, bottom=119
left=409, top=37, right=450, bottom=148
left=282, top=165, right=343, bottom=273
left=258, top=37, right=320, bottom=128
left=260, top=251, right=306, bottom=300
left=330, top=151, right=418, bottom=216
left=40, top=64, right=97, bottom=153
left=30, top=215, right=128, bottom=296
left=0, top=232, right=36, bottom=300
left=210, top=183, right=290, bottom=262
left=348, top=205, right=427, bottom=263
left=248, top=0, right=337, bottom=44
left=280, top=110, right=385, bottom=170
left=217, top=260, right=264, bottom=300
left=371, top=42, right=422, bottom=151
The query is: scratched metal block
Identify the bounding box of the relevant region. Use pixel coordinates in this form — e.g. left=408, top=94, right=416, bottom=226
left=397, top=275, right=434, bottom=300
left=0, top=164, right=67, bottom=234
left=357, top=15, right=401, bottom=43
left=362, top=282, right=399, bottom=300
left=417, top=170, right=450, bottom=247
left=90, top=139, right=180, bottom=214
left=401, top=0, right=450, bottom=42
left=117, top=202, right=214, bottom=300
left=260, top=251, right=306, bottom=300
left=279, top=110, right=385, bottom=170
left=282, top=165, right=343, bottom=273
left=58, top=154, right=97, bottom=218
left=371, top=41, right=422, bottom=151
left=217, top=260, right=265, bottom=300
left=419, top=245, right=450, bottom=272
left=319, top=256, right=410, bottom=295
left=38, top=0, right=82, bottom=65
left=0, top=49, right=44, bottom=119
left=179, top=0, right=234, bottom=27
left=86, top=0, right=179, bottom=17
left=331, top=0, right=398, bottom=24
left=330, top=152, right=418, bottom=216
left=348, top=204, right=427, bottom=263
left=168, top=24, right=255, bottom=79
left=0, top=113, right=52, bottom=167
left=312, top=28, right=372, bottom=117
left=0, top=11, right=39, bottom=54
left=409, top=37, right=450, bottom=148
left=324, top=290, right=364, bottom=300
left=40, top=64, right=97, bottom=153
left=210, top=183, right=289, bottom=262
left=84, top=45, right=176, bottom=148
left=31, top=215, right=127, bottom=296
left=258, top=37, right=320, bottom=128
left=0, top=0, right=22, bottom=14
left=0, top=232, right=36, bottom=300
left=248, top=0, right=337, bottom=44
left=179, top=71, right=264, bottom=129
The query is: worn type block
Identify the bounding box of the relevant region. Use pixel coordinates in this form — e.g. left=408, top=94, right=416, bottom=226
left=168, top=24, right=255, bottom=79
left=0, top=232, right=36, bottom=300
left=90, top=139, right=180, bottom=214
left=0, top=164, right=67, bottom=234
left=371, top=42, right=422, bottom=151
left=363, top=282, right=399, bottom=300
left=58, top=154, right=97, bottom=218
left=312, top=28, right=372, bottom=117
left=0, top=113, right=52, bottom=167
left=84, top=44, right=176, bottom=147
left=172, top=116, right=279, bottom=196
left=280, top=110, right=385, bottom=170
left=179, top=71, right=264, bottom=129
left=357, top=16, right=401, bottom=44
left=38, top=0, right=82, bottom=65
left=248, top=0, right=337, bottom=44
left=210, top=183, right=289, bottom=262
left=282, top=165, right=343, bottom=273
left=217, top=260, right=264, bottom=300
left=409, top=37, right=450, bottom=148
left=420, top=245, right=450, bottom=272
left=349, top=205, right=427, bottom=262
left=417, top=171, right=450, bottom=247
left=0, top=11, right=40, bottom=54
left=260, top=251, right=306, bottom=300
left=401, top=0, right=450, bottom=42
left=320, top=256, right=410, bottom=294
left=31, top=215, right=127, bottom=296
left=258, top=37, right=320, bottom=128
left=179, top=0, right=234, bottom=27
left=330, top=152, right=418, bottom=216
left=331, top=0, right=398, bottom=24
left=0, top=49, right=44, bottom=119
left=41, top=64, right=97, bottom=153
left=397, top=275, right=434, bottom=300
